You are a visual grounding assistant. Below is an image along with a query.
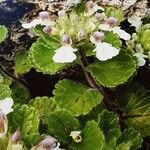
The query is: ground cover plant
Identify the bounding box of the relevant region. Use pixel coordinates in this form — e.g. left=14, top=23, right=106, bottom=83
left=0, top=0, right=150, bottom=149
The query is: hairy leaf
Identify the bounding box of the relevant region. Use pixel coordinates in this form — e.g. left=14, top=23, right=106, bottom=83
left=8, top=105, right=40, bottom=147
left=47, top=110, right=80, bottom=143
left=87, top=50, right=137, bottom=88
left=117, top=83, right=150, bottom=136
left=71, top=121, right=105, bottom=150
left=28, top=37, right=68, bottom=75
left=15, top=51, right=32, bottom=75
left=0, top=77, right=11, bottom=99
left=31, top=96, right=60, bottom=124
left=53, top=79, right=103, bottom=116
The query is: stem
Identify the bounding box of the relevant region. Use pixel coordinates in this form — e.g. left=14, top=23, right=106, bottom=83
left=0, top=65, right=27, bottom=86
left=79, top=48, right=125, bottom=125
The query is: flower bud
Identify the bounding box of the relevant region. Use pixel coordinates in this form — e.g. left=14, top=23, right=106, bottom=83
left=43, top=26, right=53, bottom=35
left=58, top=10, right=66, bottom=18
left=0, top=109, right=7, bottom=138
left=41, top=136, right=58, bottom=149
left=78, top=29, right=86, bottom=40
left=61, top=34, right=72, bottom=45
left=11, top=129, right=21, bottom=143
left=70, top=131, right=82, bottom=143
left=95, top=13, right=105, bottom=22
left=90, top=31, right=104, bottom=45
left=106, top=17, right=118, bottom=27
left=39, top=11, right=49, bottom=20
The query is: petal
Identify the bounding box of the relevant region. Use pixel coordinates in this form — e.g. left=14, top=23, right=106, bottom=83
left=134, top=53, right=147, bottom=66
left=66, top=0, right=81, bottom=6
left=52, top=46, right=77, bottom=63
left=112, top=27, right=131, bottom=40
left=22, top=19, right=42, bottom=29
left=0, top=116, right=8, bottom=138
left=99, top=24, right=111, bottom=31
left=0, top=98, right=13, bottom=115
left=94, top=42, right=119, bottom=61
left=22, top=18, right=55, bottom=29
left=128, top=15, right=142, bottom=31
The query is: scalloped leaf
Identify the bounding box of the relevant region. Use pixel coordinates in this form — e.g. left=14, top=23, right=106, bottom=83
left=0, top=77, right=11, bottom=99
left=117, top=83, right=150, bottom=136
left=0, top=25, right=8, bottom=43
left=10, top=82, right=30, bottom=104
left=8, top=105, right=40, bottom=147
left=53, top=79, right=103, bottom=116
left=28, top=37, right=68, bottom=74
left=105, top=7, right=124, bottom=22
left=71, top=121, right=105, bottom=150
left=87, top=50, right=137, bottom=88
left=15, top=51, right=32, bottom=75
left=116, top=128, right=142, bottom=150
left=47, top=110, right=80, bottom=143
left=138, top=24, right=150, bottom=51
left=99, top=110, right=121, bottom=146
left=31, top=96, right=60, bottom=124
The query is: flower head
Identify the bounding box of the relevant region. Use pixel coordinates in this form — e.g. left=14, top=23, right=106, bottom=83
left=0, top=97, right=13, bottom=138
left=90, top=31, right=119, bottom=61
left=134, top=53, right=148, bottom=66
left=70, top=131, right=82, bottom=143
left=52, top=35, right=77, bottom=63
left=84, top=1, right=104, bottom=16
left=22, top=11, right=55, bottom=29
left=99, top=17, right=131, bottom=40
left=128, top=15, right=142, bottom=31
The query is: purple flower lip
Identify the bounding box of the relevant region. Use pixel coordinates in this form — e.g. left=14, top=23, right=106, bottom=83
left=39, top=11, right=49, bottom=20
left=61, top=34, right=72, bottom=45
left=11, top=129, right=21, bottom=143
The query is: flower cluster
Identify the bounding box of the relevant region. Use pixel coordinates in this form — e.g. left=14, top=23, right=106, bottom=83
left=22, top=0, right=131, bottom=64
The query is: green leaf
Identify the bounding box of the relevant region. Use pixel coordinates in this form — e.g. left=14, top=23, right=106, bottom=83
left=87, top=50, right=137, bottom=88
left=31, top=96, right=60, bottom=124
left=28, top=37, right=68, bottom=75
left=105, top=7, right=124, bottom=22
left=53, top=79, right=103, bottom=116
left=116, top=128, right=142, bottom=150
left=99, top=110, right=121, bottom=147
left=72, top=121, right=105, bottom=150
left=0, top=77, right=11, bottom=99
left=0, top=25, right=8, bottom=43
left=104, top=32, right=122, bottom=49
left=8, top=105, right=40, bottom=147
left=138, top=24, right=150, bottom=51
left=47, top=110, right=80, bottom=143
left=10, top=82, right=30, bottom=104
left=14, top=51, right=32, bottom=75
left=117, top=82, right=150, bottom=136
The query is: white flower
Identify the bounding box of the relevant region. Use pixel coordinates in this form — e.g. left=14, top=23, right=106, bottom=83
left=31, top=136, right=64, bottom=150
left=94, top=42, right=119, bottom=61
left=99, top=17, right=131, bottom=40
left=112, top=27, right=131, bottom=41
left=128, top=15, right=142, bottom=31
left=0, top=98, right=13, bottom=138
left=22, top=11, right=55, bottom=29
left=0, top=98, right=13, bottom=115
left=70, top=131, right=82, bottom=143
left=52, top=35, right=77, bottom=63
left=134, top=53, right=148, bottom=66
left=90, top=31, right=119, bottom=61
left=84, top=1, right=104, bottom=16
